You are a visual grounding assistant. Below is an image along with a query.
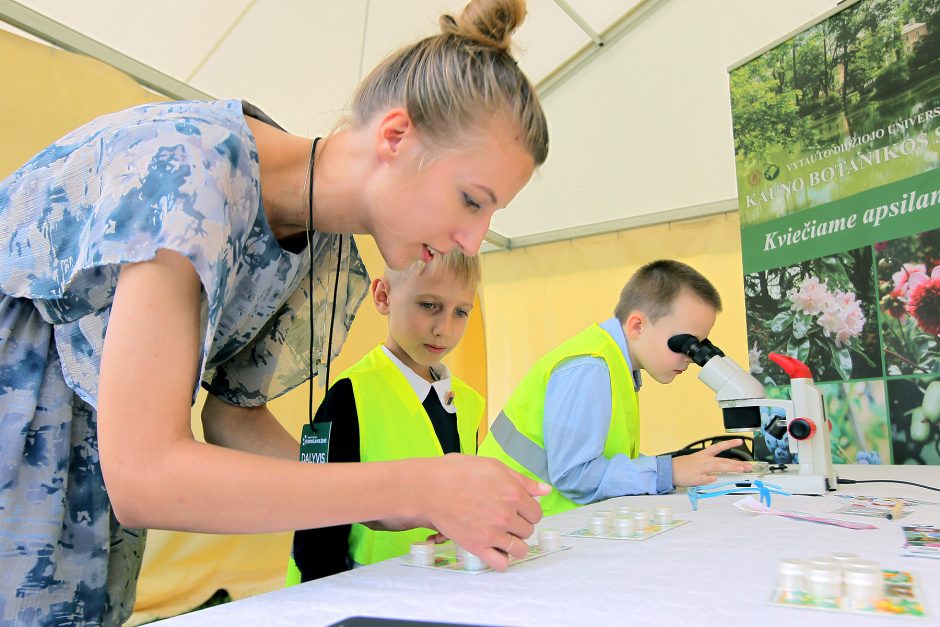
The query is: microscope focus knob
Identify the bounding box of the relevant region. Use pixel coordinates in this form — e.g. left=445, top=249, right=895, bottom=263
left=788, top=418, right=816, bottom=440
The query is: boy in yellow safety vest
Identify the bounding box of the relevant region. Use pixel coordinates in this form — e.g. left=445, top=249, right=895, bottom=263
left=478, top=259, right=753, bottom=517
left=287, top=250, right=485, bottom=583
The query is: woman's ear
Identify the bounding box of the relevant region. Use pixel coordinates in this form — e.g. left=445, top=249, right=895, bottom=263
left=372, top=277, right=392, bottom=315
left=375, top=108, right=413, bottom=164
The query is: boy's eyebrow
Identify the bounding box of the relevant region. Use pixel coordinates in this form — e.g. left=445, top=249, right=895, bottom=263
left=471, top=183, right=497, bottom=205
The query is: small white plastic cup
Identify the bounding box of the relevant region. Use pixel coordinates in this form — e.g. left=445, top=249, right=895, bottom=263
left=588, top=518, right=608, bottom=536
left=410, top=541, right=436, bottom=567
left=653, top=506, right=673, bottom=526
left=615, top=506, right=633, bottom=519
left=844, top=565, right=884, bottom=608
left=845, top=558, right=881, bottom=571
left=595, top=510, right=613, bottom=525
left=590, top=511, right=610, bottom=529
left=455, top=545, right=470, bottom=561
left=829, top=552, right=860, bottom=565
left=462, top=552, right=486, bottom=571
left=806, top=563, right=842, bottom=598
left=630, top=511, right=649, bottom=532
left=614, top=517, right=636, bottom=538
left=776, top=558, right=808, bottom=592
left=807, top=556, right=839, bottom=569
left=538, top=528, right=561, bottom=552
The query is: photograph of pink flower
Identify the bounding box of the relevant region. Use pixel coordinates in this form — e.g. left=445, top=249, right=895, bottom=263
left=876, top=228, right=940, bottom=375
left=744, top=247, right=881, bottom=384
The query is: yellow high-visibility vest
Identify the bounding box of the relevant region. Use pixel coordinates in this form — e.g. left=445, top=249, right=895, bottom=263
left=478, top=324, right=639, bottom=517
left=343, top=346, right=484, bottom=566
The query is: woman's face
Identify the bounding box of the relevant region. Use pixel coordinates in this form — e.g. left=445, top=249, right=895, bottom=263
left=367, top=117, right=535, bottom=270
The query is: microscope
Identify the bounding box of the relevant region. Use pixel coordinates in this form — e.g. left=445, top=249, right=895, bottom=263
left=668, top=334, right=837, bottom=495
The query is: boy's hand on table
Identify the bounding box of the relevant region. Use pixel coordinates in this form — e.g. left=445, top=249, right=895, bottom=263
left=671, top=439, right=753, bottom=487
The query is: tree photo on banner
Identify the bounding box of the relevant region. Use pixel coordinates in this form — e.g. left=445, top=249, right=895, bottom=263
left=730, top=0, right=940, bottom=465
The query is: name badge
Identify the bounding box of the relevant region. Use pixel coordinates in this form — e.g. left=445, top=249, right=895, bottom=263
left=299, top=422, right=331, bottom=464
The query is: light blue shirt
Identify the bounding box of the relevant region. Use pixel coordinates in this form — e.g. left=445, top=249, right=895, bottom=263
left=543, top=318, right=674, bottom=503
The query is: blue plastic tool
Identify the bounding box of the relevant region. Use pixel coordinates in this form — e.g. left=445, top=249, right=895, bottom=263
left=687, top=479, right=791, bottom=511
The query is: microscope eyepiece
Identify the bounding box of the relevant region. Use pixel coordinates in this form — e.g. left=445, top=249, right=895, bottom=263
left=667, top=334, right=697, bottom=355
left=667, top=334, right=725, bottom=367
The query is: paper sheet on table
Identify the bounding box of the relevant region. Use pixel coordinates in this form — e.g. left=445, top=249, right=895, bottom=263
left=830, top=494, right=936, bottom=519
left=733, top=496, right=877, bottom=529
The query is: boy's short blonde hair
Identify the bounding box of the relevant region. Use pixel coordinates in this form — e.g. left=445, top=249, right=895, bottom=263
left=387, top=250, right=481, bottom=288
left=614, top=259, right=721, bottom=323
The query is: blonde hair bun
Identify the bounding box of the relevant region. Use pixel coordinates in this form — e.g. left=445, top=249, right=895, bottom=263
left=440, top=0, right=526, bottom=54
left=351, top=0, right=546, bottom=166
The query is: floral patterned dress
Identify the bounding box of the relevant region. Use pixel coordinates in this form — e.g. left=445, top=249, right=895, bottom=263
left=0, top=99, right=368, bottom=626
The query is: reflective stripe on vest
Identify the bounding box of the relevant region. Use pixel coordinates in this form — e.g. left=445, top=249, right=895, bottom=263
left=491, top=411, right=550, bottom=484
left=478, top=324, right=640, bottom=517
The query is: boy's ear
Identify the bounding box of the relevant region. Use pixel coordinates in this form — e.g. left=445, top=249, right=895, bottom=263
left=623, top=311, right=645, bottom=339
left=375, top=108, right=413, bottom=164
left=372, top=277, right=392, bottom=315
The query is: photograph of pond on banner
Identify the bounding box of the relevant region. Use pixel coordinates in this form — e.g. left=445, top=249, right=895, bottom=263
left=729, top=0, right=940, bottom=464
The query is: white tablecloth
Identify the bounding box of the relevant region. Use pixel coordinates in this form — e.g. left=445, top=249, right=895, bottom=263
left=157, top=465, right=940, bottom=626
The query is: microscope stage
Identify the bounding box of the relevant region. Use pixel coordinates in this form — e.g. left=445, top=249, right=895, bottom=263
left=715, top=465, right=835, bottom=495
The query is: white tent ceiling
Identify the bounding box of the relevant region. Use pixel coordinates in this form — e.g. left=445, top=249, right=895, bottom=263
left=2, top=0, right=840, bottom=249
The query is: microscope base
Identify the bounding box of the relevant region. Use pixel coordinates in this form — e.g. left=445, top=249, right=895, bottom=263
left=716, top=466, right=836, bottom=495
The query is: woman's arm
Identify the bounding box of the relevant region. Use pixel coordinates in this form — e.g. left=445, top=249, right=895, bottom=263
left=202, top=395, right=298, bottom=461
left=97, top=249, right=546, bottom=569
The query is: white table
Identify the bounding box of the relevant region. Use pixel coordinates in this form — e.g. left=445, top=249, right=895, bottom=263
left=158, top=465, right=940, bottom=626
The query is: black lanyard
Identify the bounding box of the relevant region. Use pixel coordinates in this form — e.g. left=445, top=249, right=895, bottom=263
left=306, top=137, right=343, bottom=429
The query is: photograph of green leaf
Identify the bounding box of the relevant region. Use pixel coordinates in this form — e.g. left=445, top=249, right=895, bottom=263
left=754, top=380, right=889, bottom=465
left=889, top=376, right=940, bottom=464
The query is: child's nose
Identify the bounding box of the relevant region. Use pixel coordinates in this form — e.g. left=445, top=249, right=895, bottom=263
left=434, top=317, right=454, bottom=338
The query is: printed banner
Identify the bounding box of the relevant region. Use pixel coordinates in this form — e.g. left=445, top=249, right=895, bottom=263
left=729, top=0, right=940, bottom=465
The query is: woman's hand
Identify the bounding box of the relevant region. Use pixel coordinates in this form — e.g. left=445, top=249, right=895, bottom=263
left=372, top=455, right=550, bottom=570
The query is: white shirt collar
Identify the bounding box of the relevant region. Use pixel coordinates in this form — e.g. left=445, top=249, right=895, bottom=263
left=381, top=345, right=456, bottom=413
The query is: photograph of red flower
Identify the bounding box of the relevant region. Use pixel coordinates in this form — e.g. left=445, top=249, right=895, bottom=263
left=876, top=228, right=940, bottom=375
